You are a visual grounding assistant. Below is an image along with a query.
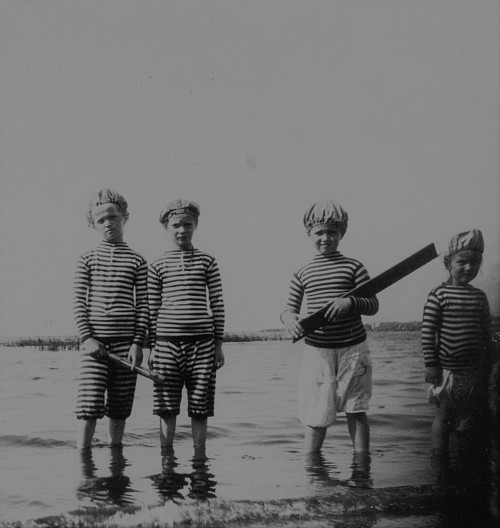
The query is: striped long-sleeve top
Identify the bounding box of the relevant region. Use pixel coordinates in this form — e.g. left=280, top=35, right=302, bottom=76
left=73, top=241, right=149, bottom=344
left=148, top=249, right=225, bottom=347
left=421, top=283, right=491, bottom=370
left=284, top=252, right=379, bottom=348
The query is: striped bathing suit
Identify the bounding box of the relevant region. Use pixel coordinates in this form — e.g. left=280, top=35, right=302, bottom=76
left=151, top=336, right=216, bottom=417
left=148, top=248, right=225, bottom=418
left=73, top=241, right=148, bottom=420
left=421, top=282, right=491, bottom=429
left=284, top=251, right=379, bottom=348
left=421, top=283, right=491, bottom=371
left=76, top=339, right=137, bottom=420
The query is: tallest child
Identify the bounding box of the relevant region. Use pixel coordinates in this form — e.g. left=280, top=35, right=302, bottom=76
left=73, top=189, right=148, bottom=450
left=281, top=200, right=379, bottom=454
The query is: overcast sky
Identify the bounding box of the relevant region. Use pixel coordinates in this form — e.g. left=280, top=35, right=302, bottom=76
left=1, top=0, right=498, bottom=337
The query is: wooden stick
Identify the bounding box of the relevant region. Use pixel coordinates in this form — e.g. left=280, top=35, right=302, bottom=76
left=292, top=243, right=438, bottom=342
left=108, top=353, right=167, bottom=384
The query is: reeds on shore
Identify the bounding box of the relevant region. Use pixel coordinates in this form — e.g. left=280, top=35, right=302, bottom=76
left=2, top=318, right=499, bottom=350
left=1, top=336, right=81, bottom=351
left=1, top=323, right=423, bottom=350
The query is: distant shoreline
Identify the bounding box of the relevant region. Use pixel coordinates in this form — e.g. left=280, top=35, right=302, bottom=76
left=0, top=322, right=426, bottom=350
left=3, top=318, right=499, bottom=350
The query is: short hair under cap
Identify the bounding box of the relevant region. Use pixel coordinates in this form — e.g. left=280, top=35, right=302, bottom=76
left=87, top=189, right=129, bottom=227
left=444, top=229, right=484, bottom=264
left=159, top=199, right=200, bottom=225
left=303, top=200, right=348, bottom=235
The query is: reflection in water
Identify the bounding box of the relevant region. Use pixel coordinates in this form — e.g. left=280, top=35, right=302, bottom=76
left=304, top=451, right=344, bottom=488
left=305, top=451, right=372, bottom=489
left=77, top=447, right=133, bottom=506
left=188, top=455, right=217, bottom=500
left=430, top=419, right=493, bottom=527
left=151, top=450, right=217, bottom=501
left=347, top=452, right=373, bottom=489
left=150, top=452, right=187, bottom=500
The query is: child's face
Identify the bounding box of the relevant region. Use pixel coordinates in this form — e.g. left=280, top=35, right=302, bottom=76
left=308, top=223, right=343, bottom=255
left=166, top=213, right=197, bottom=250
left=447, top=250, right=482, bottom=286
left=91, top=203, right=127, bottom=243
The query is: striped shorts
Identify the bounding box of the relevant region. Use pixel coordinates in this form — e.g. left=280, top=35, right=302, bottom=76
left=76, top=340, right=137, bottom=421
left=151, top=336, right=216, bottom=418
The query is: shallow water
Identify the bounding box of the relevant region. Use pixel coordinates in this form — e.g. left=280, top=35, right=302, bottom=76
left=0, top=332, right=495, bottom=526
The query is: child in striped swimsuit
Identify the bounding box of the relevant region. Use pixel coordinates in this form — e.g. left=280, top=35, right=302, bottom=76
left=422, top=229, right=491, bottom=462
left=281, top=200, right=379, bottom=455
left=148, top=199, right=225, bottom=460
left=73, top=189, right=148, bottom=450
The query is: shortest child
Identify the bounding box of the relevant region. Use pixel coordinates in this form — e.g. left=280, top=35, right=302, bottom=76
left=148, top=199, right=225, bottom=460
left=281, top=200, right=379, bottom=455
left=73, top=189, right=148, bottom=450
left=422, top=229, right=491, bottom=463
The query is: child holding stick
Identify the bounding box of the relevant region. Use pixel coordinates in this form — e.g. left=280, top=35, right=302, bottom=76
left=73, top=189, right=148, bottom=450
left=281, top=200, right=379, bottom=454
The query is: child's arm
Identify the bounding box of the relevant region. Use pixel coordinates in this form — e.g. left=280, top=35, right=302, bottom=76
left=128, top=259, right=148, bottom=368
left=127, top=344, right=143, bottom=369
left=281, top=273, right=305, bottom=339
left=82, top=338, right=107, bottom=359
left=480, top=293, right=493, bottom=364
left=346, top=263, right=379, bottom=315
left=421, top=291, right=442, bottom=380
left=323, top=298, right=353, bottom=322
left=73, top=255, right=104, bottom=356
left=147, top=264, right=162, bottom=350
left=323, top=264, right=379, bottom=322
left=214, top=339, right=225, bottom=369
left=73, top=255, right=93, bottom=343
left=281, top=310, right=304, bottom=340
left=133, top=259, right=149, bottom=346
left=207, top=259, right=225, bottom=369
left=425, top=366, right=441, bottom=384
left=206, top=259, right=225, bottom=342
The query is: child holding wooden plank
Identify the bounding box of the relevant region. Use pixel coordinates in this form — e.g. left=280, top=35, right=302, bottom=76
left=73, top=189, right=149, bottom=450
left=281, top=200, right=379, bottom=454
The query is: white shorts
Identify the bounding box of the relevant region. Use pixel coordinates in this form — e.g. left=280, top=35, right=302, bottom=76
left=298, top=341, right=372, bottom=428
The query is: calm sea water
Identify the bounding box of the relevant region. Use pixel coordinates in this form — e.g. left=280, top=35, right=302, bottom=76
left=0, top=332, right=496, bottom=527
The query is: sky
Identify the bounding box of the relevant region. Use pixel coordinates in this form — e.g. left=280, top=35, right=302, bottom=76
left=0, top=0, right=499, bottom=338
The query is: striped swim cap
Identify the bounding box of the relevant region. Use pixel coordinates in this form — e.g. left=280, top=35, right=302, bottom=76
left=444, top=229, right=484, bottom=263
left=87, top=189, right=128, bottom=227
left=159, top=199, right=200, bottom=224
left=303, top=200, right=348, bottom=235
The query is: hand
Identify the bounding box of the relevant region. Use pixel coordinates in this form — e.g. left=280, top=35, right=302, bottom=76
left=324, top=298, right=352, bottom=322
left=128, top=344, right=143, bottom=369
left=425, top=366, right=441, bottom=385
left=215, top=341, right=225, bottom=370
left=281, top=311, right=304, bottom=340
left=83, top=338, right=107, bottom=359
left=148, top=347, right=157, bottom=371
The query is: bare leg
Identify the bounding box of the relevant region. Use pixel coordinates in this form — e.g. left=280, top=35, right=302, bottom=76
left=431, top=404, right=450, bottom=454
left=108, top=418, right=126, bottom=446
left=77, top=418, right=96, bottom=450
left=346, top=412, right=370, bottom=453
left=191, top=416, right=208, bottom=459
left=304, top=426, right=327, bottom=453
left=160, top=415, right=177, bottom=452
